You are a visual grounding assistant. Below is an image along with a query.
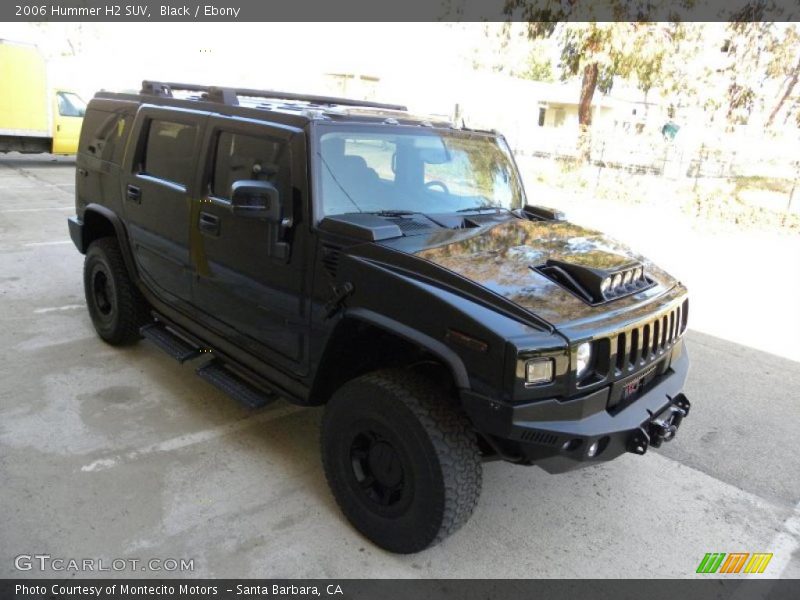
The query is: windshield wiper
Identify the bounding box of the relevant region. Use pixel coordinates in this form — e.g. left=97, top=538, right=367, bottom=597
left=456, top=205, right=507, bottom=213
left=368, top=210, right=420, bottom=217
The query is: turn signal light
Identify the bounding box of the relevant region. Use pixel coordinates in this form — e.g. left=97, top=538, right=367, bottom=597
left=525, top=358, right=554, bottom=385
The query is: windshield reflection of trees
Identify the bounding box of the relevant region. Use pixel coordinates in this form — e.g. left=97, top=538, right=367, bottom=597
left=416, top=220, right=661, bottom=323
left=426, top=137, right=524, bottom=209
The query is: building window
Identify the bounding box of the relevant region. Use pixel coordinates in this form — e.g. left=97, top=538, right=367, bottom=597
left=537, top=107, right=546, bottom=127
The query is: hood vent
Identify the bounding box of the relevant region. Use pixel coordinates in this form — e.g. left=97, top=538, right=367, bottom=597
left=534, top=259, right=653, bottom=305
left=388, top=217, right=436, bottom=235
left=321, top=243, right=342, bottom=277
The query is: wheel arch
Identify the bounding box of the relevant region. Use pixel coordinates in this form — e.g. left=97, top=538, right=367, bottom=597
left=308, top=308, right=470, bottom=406
left=80, top=204, right=139, bottom=280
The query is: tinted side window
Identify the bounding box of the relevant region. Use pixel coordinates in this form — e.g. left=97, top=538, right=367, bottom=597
left=212, top=131, right=288, bottom=199
left=108, top=116, right=129, bottom=164
left=143, top=120, right=197, bottom=185
left=77, top=108, right=130, bottom=164
left=78, top=108, right=112, bottom=155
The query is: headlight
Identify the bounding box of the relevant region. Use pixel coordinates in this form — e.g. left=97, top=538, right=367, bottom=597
left=525, top=358, right=554, bottom=385
left=575, top=342, right=593, bottom=378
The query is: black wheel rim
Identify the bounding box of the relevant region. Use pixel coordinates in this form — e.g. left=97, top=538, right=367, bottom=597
left=349, top=429, right=409, bottom=511
left=92, top=268, right=113, bottom=317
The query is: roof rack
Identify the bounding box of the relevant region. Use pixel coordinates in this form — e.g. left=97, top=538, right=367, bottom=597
left=140, top=80, right=408, bottom=112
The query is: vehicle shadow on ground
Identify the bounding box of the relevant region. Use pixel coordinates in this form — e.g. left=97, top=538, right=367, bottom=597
left=113, top=340, right=340, bottom=502
left=0, top=156, right=76, bottom=168
left=53, top=328, right=800, bottom=575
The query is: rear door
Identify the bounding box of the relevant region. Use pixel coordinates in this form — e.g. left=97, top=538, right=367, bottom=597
left=190, top=115, right=309, bottom=371
left=121, top=106, right=207, bottom=303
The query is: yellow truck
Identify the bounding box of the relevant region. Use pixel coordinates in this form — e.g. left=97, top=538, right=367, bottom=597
left=0, top=39, right=85, bottom=154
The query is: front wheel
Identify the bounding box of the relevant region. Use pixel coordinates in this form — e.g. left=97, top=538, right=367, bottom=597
left=321, top=369, right=482, bottom=553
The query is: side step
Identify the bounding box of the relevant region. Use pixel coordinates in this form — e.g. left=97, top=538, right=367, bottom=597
left=140, top=323, right=201, bottom=363
left=196, top=361, right=276, bottom=409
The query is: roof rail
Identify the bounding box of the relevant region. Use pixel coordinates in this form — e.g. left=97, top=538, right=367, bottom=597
left=139, top=80, right=407, bottom=112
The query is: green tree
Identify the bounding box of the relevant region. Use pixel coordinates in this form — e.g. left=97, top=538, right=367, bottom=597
left=504, top=2, right=680, bottom=162
left=723, top=22, right=775, bottom=127
left=765, top=25, right=800, bottom=128
left=518, top=44, right=555, bottom=81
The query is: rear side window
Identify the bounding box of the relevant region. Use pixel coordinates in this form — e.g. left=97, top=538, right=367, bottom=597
left=78, top=108, right=111, bottom=155
left=211, top=131, right=288, bottom=199
left=77, top=109, right=130, bottom=165
left=107, top=116, right=129, bottom=164
left=142, top=120, right=197, bottom=185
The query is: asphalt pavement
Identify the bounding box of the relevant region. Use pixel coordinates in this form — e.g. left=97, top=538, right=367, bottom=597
left=1, top=154, right=798, bottom=578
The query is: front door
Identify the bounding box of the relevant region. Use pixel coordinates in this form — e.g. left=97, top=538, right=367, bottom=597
left=52, top=91, right=84, bottom=154
left=190, top=116, right=309, bottom=370
left=121, top=107, right=207, bottom=303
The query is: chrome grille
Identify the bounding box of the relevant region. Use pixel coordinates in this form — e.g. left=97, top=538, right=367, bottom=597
left=613, top=299, right=688, bottom=373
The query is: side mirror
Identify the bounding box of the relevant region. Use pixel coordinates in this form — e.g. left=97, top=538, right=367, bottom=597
left=230, top=180, right=281, bottom=221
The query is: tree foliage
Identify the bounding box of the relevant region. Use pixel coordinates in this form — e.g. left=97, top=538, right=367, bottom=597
left=503, top=1, right=680, bottom=162
left=764, top=25, right=800, bottom=127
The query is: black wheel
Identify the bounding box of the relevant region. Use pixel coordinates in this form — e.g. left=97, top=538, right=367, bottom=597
left=83, top=237, right=150, bottom=345
left=321, top=369, right=482, bottom=553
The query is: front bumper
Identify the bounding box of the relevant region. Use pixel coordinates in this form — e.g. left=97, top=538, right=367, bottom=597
left=462, top=347, right=690, bottom=473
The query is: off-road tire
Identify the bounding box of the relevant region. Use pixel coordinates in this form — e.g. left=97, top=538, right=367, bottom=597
left=83, top=237, right=150, bottom=345
left=321, top=368, right=482, bottom=553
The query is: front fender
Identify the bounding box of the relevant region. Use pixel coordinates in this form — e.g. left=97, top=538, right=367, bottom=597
left=338, top=254, right=552, bottom=400
left=344, top=307, right=470, bottom=389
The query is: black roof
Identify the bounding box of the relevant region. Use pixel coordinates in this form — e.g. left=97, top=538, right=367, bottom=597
left=94, top=80, right=458, bottom=130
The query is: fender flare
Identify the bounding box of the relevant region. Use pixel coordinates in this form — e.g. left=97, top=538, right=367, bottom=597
left=81, top=203, right=139, bottom=281
left=344, top=307, right=471, bottom=389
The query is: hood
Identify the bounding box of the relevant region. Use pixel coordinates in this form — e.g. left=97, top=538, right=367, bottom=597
left=378, top=218, right=678, bottom=329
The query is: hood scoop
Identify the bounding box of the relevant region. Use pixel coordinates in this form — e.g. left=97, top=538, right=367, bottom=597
left=534, top=256, right=653, bottom=305
left=318, top=214, right=403, bottom=241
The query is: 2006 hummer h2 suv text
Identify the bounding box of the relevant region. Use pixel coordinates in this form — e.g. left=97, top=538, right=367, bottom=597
left=69, top=81, right=691, bottom=553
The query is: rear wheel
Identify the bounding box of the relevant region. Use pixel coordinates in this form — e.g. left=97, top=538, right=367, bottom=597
left=321, top=369, right=482, bottom=553
left=83, top=237, right=150, bottom=345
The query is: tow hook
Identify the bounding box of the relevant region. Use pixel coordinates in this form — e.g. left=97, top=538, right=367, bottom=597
left=628, top=431, right=649, bottom=455
left=628, top=394, right=691, bottom=454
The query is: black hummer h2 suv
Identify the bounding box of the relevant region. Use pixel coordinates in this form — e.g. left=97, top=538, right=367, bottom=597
left=68, top=81, right=690, bottom=553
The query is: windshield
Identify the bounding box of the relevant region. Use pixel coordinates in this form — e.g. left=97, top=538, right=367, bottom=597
left=315, top=126, right=525, bottom=217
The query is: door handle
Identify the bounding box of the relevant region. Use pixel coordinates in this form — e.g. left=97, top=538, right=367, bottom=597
left=126, top=184, right=141, bottom=203
left=198, top=212, right=220, bottom=236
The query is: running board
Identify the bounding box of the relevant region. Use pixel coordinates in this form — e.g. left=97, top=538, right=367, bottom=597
left=140, top=323, right=201, bottom=363
left=196, top=361, right=276, bottom=409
